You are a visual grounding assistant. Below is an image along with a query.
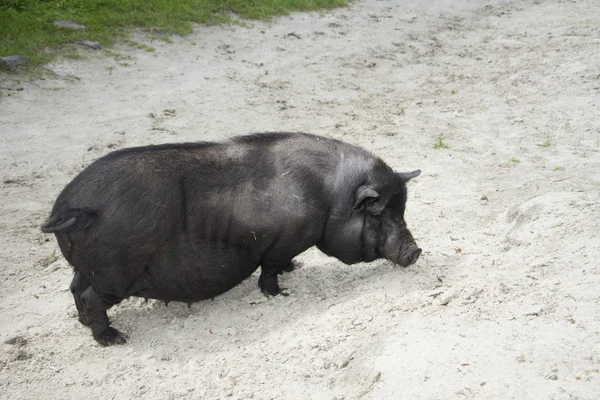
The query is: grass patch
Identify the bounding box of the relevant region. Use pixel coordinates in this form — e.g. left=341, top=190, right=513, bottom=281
left=509, top=158, right=520, bottom=163
left=40, top=249, right=59, bottom=268
left=433, top=136, right=449, bottom=149
left=124, top=39, right=155, bottom=52
left=553, top=166, right=564, bottom=172
left=537, top=140, right=552, bottom=147
left=0, top=0, right=347, bottom=67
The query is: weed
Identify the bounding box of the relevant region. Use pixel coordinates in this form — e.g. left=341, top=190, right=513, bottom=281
left=124, top=40, right=155, bottom=52
left=41, top=249, right=59, bottom=267
left=451, top=89, right=457, bottom=95
left=537, top=140, right=552, bottom=147
left=553, top=166, right=565, bottom=172
left=510, top=158, right=520, bottom=163
left=433, top=136, right=449, bottom=149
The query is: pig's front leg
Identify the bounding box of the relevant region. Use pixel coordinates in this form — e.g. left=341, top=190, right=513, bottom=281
left=258, top=260, right=295, bottom=296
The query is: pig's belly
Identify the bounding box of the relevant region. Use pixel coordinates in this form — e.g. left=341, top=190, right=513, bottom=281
left=129, top=241, right=263, bottom=302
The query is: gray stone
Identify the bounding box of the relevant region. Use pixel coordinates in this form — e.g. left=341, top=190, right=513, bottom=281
left=74, top=41, right=102, bottom=50
left=54, top=20, right=87, bottom=30
left=0, top=55, right=28, bottom=71
left=439, top=290, right=459, bottom=306
left=524, top=305, right=543, bottom=317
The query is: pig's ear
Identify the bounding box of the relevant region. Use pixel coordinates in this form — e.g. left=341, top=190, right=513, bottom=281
left=353, top=185, right=379, bottom=211
left=397, top=169, right=421, bottom=183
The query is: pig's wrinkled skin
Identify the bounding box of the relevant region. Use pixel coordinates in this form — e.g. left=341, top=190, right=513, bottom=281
left=41, top=132, right=421, bottom=345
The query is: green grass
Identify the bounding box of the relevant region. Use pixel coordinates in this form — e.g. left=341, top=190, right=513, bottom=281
left=433, top=136, right=449, bottom=149
left=553, top=166, right=564, bottom=172
left=0, top=0, right=347, bottom=67
left=510, top=158, right=520, bottom=163
left=537, top=140, right=552, bottom=147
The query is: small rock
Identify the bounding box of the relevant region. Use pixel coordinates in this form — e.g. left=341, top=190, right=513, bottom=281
left=4, top=335, right=27, bottom=346
left=524, top=305, right=543, bottom=317
left=439, top=290, right=459, bottom=306
left=226, top=327, right=237, bottom=336
left=219, top=368, right=230, bottom=378
left=163, top=109, right=176, bottom=116
left=371, top=371, right=382, bottom=383
left=338, top=357, right=351, bottom=369
left=74, top=41, right=102, bottom=50
left=481, top=195, right=489, bottom=201
left=248, top=296, right=266, bottom=305
left=14, top=349, right=30, bottom=360
left=0, top=55, right=28, bottom=71
left=54, top=20, right=87, bottom=30
left=284, top=32, right=302, bottom=39
left=312, top=358, right=325, bottom=368
left=545, top=374, right=558, bottom=380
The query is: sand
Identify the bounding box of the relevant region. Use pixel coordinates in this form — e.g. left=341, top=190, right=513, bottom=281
left=1, top=0, right=599, bottom=398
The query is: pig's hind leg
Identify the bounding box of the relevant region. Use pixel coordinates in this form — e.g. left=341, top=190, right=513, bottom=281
left=70, top=270, right=90, bottom=326
left=80, top=286, right=127, bottom=346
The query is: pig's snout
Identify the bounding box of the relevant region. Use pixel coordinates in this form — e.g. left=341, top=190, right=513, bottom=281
left=399, top=247, right=422, bottom=266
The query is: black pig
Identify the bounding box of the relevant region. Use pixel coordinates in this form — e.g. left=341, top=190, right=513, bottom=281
left=42, top=132, right=421, bottom=345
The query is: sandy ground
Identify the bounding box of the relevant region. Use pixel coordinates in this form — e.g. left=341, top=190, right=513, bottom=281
left=1, top=0, right=599, bottom=398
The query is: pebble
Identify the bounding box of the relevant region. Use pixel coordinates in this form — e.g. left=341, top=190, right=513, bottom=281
left=523, top=305, right=543, bottom=317
left=54, top=20, right=87, bottom=30
left=3, top=335, right=27, bottom=346
left=439, top=290, right=459, bottom=306
left=0, top=55, right=28, bottom=71
left=74, top=41, right=102, bottom=50
left=312, top=357, right=325, bottom=368
left=226, top=327, right=237, bottom=336
left=371, top=371, right=382, bottom=383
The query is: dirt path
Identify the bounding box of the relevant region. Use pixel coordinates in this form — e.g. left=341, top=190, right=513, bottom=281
left=1, top=0, right=599, bottom=398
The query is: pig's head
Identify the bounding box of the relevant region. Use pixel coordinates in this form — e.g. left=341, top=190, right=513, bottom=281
left=355, top=169, right=422, bottom=266
left=320, top=167, right=422, bottom=267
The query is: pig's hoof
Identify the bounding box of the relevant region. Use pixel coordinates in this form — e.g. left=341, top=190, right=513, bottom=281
left=260, top=284, right=280, bottom=297
left=259, top=276, right=283, bottom=297
left=262, top=287, right=289, bottom=297
left=261, top=284, right=289, bottom=297
left=94, top=327, right=128, bottom=346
